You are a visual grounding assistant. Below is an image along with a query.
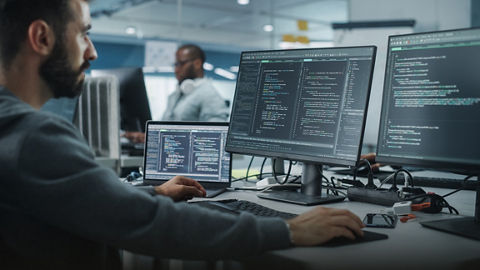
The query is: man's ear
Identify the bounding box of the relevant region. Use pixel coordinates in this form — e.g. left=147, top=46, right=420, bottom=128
left=27, top=20, right=55, bottom=56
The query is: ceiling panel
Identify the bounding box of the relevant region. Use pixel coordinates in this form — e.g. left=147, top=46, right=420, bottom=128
left=89, top=0, right=348, bottom=50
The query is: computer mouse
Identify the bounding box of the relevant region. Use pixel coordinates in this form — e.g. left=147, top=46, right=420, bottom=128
left=323, top=230, right=388, bottom=247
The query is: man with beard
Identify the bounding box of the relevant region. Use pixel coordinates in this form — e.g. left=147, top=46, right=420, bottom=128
left=0, top=0, right=365, bottom=269
left=162, top=44, right=229, bottom=122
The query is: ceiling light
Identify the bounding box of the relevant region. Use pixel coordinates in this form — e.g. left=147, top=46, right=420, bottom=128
left=229, top=66, right=239, bottom=73
left=203, top=62, right=214, bottom=71
left=214, top=68, right=236, bottom=80
left=237, top=0, right=249, bottom=5
left=125, top=26, right=136, bottom=35
left=263, top=24, right=274, bottom=32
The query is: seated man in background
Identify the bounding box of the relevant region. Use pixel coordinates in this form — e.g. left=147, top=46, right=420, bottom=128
left=0, top=1, right=364, bottom=269
left=162, top=44, right=230, bottom=122
left=125, top=44, right=229, bottom=143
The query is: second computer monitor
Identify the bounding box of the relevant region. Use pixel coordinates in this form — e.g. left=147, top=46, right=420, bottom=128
left=226, top=46, right=376, bottom=205
left=92, top=67, right=152, bottom=132
left=377, top=28, right=480, bottom=172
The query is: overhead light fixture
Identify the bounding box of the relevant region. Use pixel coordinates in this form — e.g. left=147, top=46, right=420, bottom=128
left=125, top=26, right=136, bottom=35
left=263, top=24, right=274, bottom=32
left=214, top=68, right=236, bottom=80
left=203, top=62, right=214, bottom=71
left=229, top=66, right=239, bottom=73
left=237, top=0, right=249, bottom=5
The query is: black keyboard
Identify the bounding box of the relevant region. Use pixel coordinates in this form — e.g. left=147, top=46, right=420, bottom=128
left=192, top=199, right=297, bottom=219
left=380, top=174, right=478, bottom=190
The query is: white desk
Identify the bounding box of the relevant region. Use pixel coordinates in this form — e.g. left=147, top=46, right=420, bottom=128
left=123, top=176, right=479, bottom=270
left=215, top=186, right=479, bottom=270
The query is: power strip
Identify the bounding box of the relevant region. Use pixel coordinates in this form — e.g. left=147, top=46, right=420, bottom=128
left=347, top=187, right=402, bottom=206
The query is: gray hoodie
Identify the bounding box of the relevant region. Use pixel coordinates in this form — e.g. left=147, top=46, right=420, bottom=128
left=0, top=86, right=290, bottom=270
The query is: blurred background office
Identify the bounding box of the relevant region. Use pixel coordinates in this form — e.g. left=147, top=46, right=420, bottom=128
left=85, top=0, right=475, bottom=153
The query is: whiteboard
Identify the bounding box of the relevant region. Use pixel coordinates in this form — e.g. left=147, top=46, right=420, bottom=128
left=334, top=27, right=413, bottom=150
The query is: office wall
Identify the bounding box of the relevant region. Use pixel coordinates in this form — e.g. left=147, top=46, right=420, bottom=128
left=346, top=0, right=471, bottom=150
left=349, top=0, right=471, bottom=32
left=89, top=39, right=240, bottom=120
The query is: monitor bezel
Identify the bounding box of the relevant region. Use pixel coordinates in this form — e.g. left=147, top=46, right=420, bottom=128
left=226, top=46, right=377, bottom=167
left=142, top=121, right=232, bottom=186
left=91, top=67, right=152, bottom=132
left=375, top=27, right=480, bottom=174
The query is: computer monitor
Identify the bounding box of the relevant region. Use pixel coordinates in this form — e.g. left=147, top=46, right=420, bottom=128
left=376, top=28, right=480, bottom=240
left=226, top=46, right=377, bottom=205
left=91, top=67, right=151, bottom=132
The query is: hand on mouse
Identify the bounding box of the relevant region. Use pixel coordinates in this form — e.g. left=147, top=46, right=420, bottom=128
left=286, top=207, right=365, bottom=246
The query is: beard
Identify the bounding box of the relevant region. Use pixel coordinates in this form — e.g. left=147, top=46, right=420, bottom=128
left=40, top=39, right=90, bottom=98
left=178, top=64, right=197, bottom=85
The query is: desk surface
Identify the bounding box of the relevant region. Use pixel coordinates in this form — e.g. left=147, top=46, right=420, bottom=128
left=206, top=176, right=480, bottom=270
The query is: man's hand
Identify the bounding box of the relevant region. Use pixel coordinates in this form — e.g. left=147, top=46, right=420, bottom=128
left=154, top=176, right=206, bottom=201
left=360, top=153, right=381, bottom=172
left=286, top=207, right=365, bottom=246
left=123, top=131, right=145, bottom=144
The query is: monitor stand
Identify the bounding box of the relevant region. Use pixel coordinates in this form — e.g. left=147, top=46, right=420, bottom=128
left=420, top=175, right=480, bottom=241
left=257, top=163, right=345, bottom=206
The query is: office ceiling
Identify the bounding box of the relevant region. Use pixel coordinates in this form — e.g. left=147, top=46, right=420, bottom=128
left=89, top=0, right=348, bottom=51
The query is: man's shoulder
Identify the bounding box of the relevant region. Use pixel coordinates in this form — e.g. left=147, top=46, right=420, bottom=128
left=194, top=79, right=222, bottom=97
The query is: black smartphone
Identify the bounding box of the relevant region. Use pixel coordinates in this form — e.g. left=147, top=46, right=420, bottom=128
left=363, top=213, right=398, bottom=228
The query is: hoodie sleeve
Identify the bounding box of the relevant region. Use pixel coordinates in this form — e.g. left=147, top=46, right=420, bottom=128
left=13, top=116, right=291, bottom=259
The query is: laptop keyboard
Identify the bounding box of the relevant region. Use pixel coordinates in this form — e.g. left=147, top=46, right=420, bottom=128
left=193, top=199, right=297, bottom=219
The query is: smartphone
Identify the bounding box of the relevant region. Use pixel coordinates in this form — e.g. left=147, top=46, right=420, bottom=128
left=363, top=213, right=398, bottom=228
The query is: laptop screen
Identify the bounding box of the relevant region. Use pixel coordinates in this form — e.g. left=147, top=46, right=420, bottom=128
left=143, top=122, right=231, bottom=184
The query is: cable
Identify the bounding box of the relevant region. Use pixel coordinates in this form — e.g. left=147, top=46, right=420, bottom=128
left=442, top=174, right=478, bottom=198
left=391, top=169, right=414, bottom=191
left=315, top=165, right=338, bottom=195
left=232, top=173, right=275, bottom=182
left=321, top=185, right=347, bottom=196
left=378, top=173, right=395, bottom=189
left=258, top=157, right=268, bottom=180
left=245, top=155, right=256, bottom=183
left=406, top=193, right=459, bottom=215
left=354, top=159, right=375, bottom=189
left=287, top=175, right=301, bottom=184
left=272, top=159, right=292, bottom=185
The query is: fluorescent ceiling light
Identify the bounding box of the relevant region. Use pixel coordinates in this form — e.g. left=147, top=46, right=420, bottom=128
left=278, top=41, right=334, bottom=49
left=263, top=24, right=274, bottom=32
left=229, top=66, right=239, bottom=73
left=125, top=26, right=136, bottom=35
left=143, top=66, right=174, bottom=73
left=237, top=0, right=249, bottom=5
left=214, top=68, right=236, bottom=80
left=203, top=62, right=214, bottom=71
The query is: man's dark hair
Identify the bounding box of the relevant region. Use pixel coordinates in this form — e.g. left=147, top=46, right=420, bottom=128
left=0, top=0, right=88, bottom=68
left=178, top=44, right=206, bottom=64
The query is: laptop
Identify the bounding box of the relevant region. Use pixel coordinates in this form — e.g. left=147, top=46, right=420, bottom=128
left=143, top=121, right=231, bottom=198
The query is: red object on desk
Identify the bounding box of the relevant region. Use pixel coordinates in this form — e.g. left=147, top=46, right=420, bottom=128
left=411, top=202, right=431, bottom=211
left=400, top=214, right=416, bottom=223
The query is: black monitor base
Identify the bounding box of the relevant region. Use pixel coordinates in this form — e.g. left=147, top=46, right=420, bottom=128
left=258, top=185, right=345, bottom=206
left=420, top=217, right=480, bottom=241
